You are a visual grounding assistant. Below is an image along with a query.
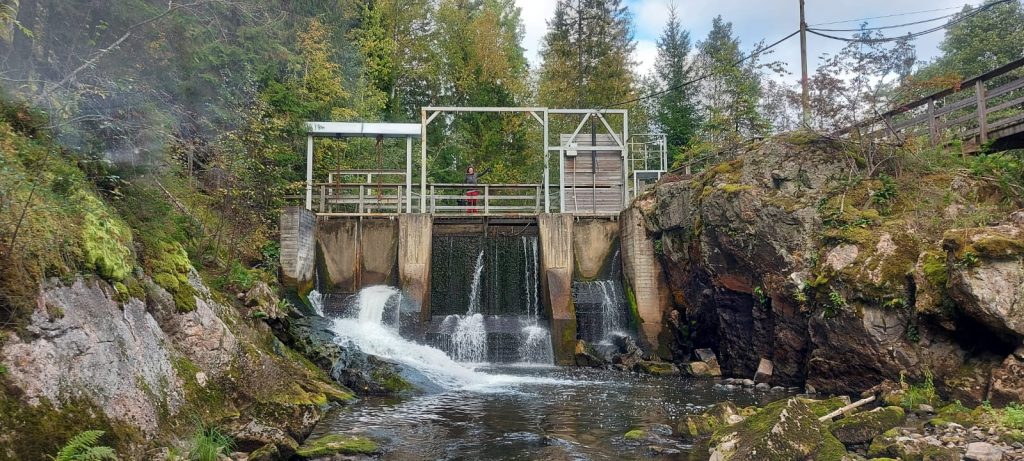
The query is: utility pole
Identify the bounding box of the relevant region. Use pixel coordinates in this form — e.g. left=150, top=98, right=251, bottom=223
left=800, top=0, right=810, bottom=126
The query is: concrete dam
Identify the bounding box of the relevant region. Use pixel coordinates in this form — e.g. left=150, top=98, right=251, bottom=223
left=280, top=207, right=671, bottom=365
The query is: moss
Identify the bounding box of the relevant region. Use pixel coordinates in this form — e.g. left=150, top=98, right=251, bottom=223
left=935, top=402, right=977, bottom=427
left=717, top=183, right=753, bottom=194
left=113, top=282, right=130, bottom=303
left=817, top=429, right=848, bottom=461
left=710, top=399, right=839, bottom=460
left=678, top=402, right=740, bottom=439
left=295, top=434, right=380, bottom=457
left=171, top=357, right=238, bottom=422
left=624, top=429, right=646, bottom=441
left=972, top=235, right=1024, bottom=258
left=920, top=251, right=949, bottom=287
left=623, top=277, right=643, bottom=330
left=149, top=242, right=197, bottom=313
left=829, top=406, right=905, bottom=445
left=0, top=389, right=143, bottom=459
left=802, top=397, right=849, bottom=418
left=78, top=192, right=134, bottom=282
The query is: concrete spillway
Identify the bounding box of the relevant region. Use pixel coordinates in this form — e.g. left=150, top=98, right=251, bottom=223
left=279, top=208, right=673, bottom=364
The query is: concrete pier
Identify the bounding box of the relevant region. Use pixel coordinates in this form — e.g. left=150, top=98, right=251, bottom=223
left=398, top=214, right=433, bottom=324
left=538, top=213, right=576, bottom=365
left=279, top=207, right=316, bottom=291
left=316, top=218, right=398, bottom=293
left=620, top=207, right=672, bottom=356
left=573, top=218, right=619, bottom=280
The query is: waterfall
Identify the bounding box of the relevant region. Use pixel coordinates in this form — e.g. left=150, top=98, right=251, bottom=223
left=330, top=286, right=567, bottom=390
left=309, top=289, right=325, bottom=317
left=517, top=236, right=552, bottom=364
left=355, top=285, right=403, bottom=329
left=598, top=280, right=625, bottom=341
left=572, top=273, right=631, bottom=345
left=467, top=251, right=484, bottom=315
left=444, top=251, right=487, bottom=363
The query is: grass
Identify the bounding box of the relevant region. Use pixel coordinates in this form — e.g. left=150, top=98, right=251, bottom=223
left=900, top=373, right=939, bottom=410
left=188, top=426, right=233, bottom=461
left=1004, top=403, right=1024, bottom=430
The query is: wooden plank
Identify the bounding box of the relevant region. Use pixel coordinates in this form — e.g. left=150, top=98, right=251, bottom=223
left=977, top=80, right=989, bottom=144
left=986, top=94, right=1024, bottom=114
left=987, top=77, right=1024, bottom=100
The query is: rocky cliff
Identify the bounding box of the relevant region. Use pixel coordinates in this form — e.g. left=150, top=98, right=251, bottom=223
left=0, top=273, right=353, bottom=460
left=632, top=133, right=1023, bottom=401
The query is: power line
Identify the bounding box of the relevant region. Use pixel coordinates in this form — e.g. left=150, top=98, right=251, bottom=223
left=808, top=0, right=1013, bottom=44
left=604, top=30, right=800, bottom=109
left=809, top=5, right=964, bottom=27
left=811, top=13, right=955, bottom=32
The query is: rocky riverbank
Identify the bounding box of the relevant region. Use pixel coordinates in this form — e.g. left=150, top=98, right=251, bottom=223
left=630, top=133, right=1024, bottom=403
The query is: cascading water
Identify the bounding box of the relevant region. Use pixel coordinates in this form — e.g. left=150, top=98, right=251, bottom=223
left=572, top=248, right=632, bottom=344
left=309, top=289, right=325, bottom=317
left=441, top=250, right=488, bottom=363
left=516, top=236, right=553, bottom=364
left=329, top=285, right=565, bottom=390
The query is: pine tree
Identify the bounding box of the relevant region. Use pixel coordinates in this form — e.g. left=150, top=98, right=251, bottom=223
left=538, top=0, right=636, bottom=108
left=935, top=0, right=1024, bottom=77
left=693, top=16, right=766, bottom=142
left=653, top=5, right=700, bottom=166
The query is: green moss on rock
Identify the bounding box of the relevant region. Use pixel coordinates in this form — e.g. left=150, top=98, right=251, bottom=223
left=148, top=242, right=197, bottom=312
left=710, top=398, right=847, bottom=460
left=829, top=406, right=905, bottom=445
left=79, top=192, right=134, bottom=282
left=678, top=401, right=740, bottom=440
left=624, top=429, right=646, bottom=441
left=295, top=434, right=380, bottom=457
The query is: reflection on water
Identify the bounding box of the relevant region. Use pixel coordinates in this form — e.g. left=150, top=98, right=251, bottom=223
left=311, top=367, right=793, bottom=461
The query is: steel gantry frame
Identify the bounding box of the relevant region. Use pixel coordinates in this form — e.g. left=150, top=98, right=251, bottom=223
left=420, top=107, right=629, bottom=214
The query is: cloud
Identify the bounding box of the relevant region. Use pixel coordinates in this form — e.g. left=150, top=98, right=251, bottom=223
left=635, top=39, right=659, bottom=76
left=515, top=0, right=557, bottom=67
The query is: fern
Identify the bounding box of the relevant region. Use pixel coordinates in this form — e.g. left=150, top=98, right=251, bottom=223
left=53, top=430, right=117, bottom=461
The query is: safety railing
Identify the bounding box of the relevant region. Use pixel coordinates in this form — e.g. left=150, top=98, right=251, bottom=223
left=287, top=183, right=544, bottom=216
left=427, top=183, right=543, bottom=215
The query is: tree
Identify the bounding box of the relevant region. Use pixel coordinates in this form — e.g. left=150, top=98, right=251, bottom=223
left=692, top=16, right=769, bottom=143
left=538, top=0, right=637, bottom=108
left=932, top=0, right=1024, bottom=78
left=653, top=5, right=700, bottom=165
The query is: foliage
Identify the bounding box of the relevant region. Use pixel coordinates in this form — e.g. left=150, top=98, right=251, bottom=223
left=653, top=5, right=701, bottom=164
left=188, top=426, right=233, bottom=461
left=53, top=430, right=117, bottom=461
left=1004, top=403, right=1024, bottom=430
left=900, top=372, right=939, bottom=410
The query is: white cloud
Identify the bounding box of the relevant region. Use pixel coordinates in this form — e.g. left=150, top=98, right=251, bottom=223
left=515, top=0, right=557, bottom=67
left=635, top=39, right=659, bottom=76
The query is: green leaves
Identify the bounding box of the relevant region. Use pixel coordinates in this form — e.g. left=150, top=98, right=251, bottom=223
left=53, top=430, right=117, bottom=461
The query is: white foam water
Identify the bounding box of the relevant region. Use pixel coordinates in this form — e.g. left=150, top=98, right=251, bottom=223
left=329, top=285, right=569, bottom=391
left=309, top=289, right=325, bottom=317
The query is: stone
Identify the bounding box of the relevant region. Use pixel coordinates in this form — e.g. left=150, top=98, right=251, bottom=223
left=677, top=401, right=741, bottom=440
left=694, top=348, right=723, bottom=376
left=944, top=221, right=1024, bottom=340
left=243, top=282, right=282, bottom=319
left=225, top=418, right=299, bottom=458
left=755, top=383, right=770, bottom=391
left=741, top=379, right=755, bottom=387
left=688, top=361, right=712, bottom=376
left=805, top=384, right=817, bottom=394
left=708, top=398, right=847, bottom=460
left=918, top=404, right=935, bottom=414
left=988, top=350, right=1024, bottom=406
left=633, top=360, right=681, bottom=376
left=829, top=406, right=906, bottom=445
left=295, top=434, right=380, bottom=458
left=574, top=340, right=606, bottom=368
left=754, top=358, right=773, bottom=384
left=869, top=429, right=960, bottom=461
left=965, top=441, right=1005, bottom=461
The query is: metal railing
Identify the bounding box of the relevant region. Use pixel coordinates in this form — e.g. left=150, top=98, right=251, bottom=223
left=840, top=57, right=1024, bottom=149
left=288, top=183, right=544, bottom=216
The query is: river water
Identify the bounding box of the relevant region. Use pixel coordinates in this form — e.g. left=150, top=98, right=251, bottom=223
left=309, top=285, right=792, bottom=460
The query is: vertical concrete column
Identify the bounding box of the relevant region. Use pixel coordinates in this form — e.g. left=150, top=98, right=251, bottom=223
left=538, top=213, right=576, bottom=365
left=280, top=206, right=316, bottom=292
left=620, top=207, right=672, bottom=357
left=399, top=214, right=433, bottom=324
left=572, top=218, right=619, bottom=280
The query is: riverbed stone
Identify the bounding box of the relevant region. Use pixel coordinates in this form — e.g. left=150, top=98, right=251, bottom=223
left=677, top=401, right=742, bottom=440
left=295, top=434, right=380, bottom=458
left=828, top=406, right=906, bottom=445
left=694, top=348, right=723, bottom=376
left=988, top=349, right=1024, bottom=406
left=965, top=441, right=1005, bottom=461
left=634, top=360, right=681, bottom=376
left=574, top=340, right=606, bottom=368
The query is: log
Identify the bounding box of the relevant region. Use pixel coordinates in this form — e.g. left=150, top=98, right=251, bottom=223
left=818, top=395, right=876, bottom=422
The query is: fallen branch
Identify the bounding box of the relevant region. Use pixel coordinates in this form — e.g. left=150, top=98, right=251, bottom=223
left=819, top=395, right=876, bottom=422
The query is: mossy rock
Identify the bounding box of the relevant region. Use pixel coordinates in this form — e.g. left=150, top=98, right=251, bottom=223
left=633, top=360, right=680, bottom=376
left=803, top=396, right=850, bottom=418
left=867, top=428, right=958, bottom=461
left=934, top=402, right=978, bottom=427
left=148, top=241, right=197, bottom=312
left=829, top=406, right=905, bottom=445
left=624, top=429, right=646, bottom=441
left=709, top=398, right=847, bottom=460
left=295, top=434, right=380, bottom=458
left=677, top=401, right=740, bottom=440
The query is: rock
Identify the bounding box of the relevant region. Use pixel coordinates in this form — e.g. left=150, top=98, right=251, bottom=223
left=708, top=398, right=847, bottom=460
left=647, top=445, right=681, bottom=455
left=740, top=379, right=755, bottom=387
left=803, top=396, right=851, bottom=418
left=634, top=360, right=681, bottom=376
left=281, top=315, right=415, bottom=395
left=694, top=348, right=723, bottom=376
left=610, top=334, right=645, bottom=369
left=829, top=406, right=906, bottom=445
left=688, top=361, right=713, bottom=376
left=869, top=429, right=959, bottom=461
left=754, top=358, right=773, bottom=384
left=247, top=444, right=280, bottom=461
left=225, top=418, right=299, bottom=458
left=805, top=384, right=817, bottom=394
left=244, top=282, right=282, bottom=319
left=944, top=221, right=1024, bottom=340
left=918, top=404, right=935, bottom=414
left=755, top=383, right=770, bottom=391
left=574, top=340, right=606, bottom=368
left=988, top=349, right=1024, bottom=406
left=648, top=423, right=673, bottom=436
left=295, top=434, right=380, bottom=458
left=677, top=401, right=742, bottom=440
left=771, top=386, right=786, bottom=392
left=965, top=442, right=1005, bottom=461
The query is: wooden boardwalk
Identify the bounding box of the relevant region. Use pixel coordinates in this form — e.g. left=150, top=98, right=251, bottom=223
left=841, top=57, right=1024, bottom=152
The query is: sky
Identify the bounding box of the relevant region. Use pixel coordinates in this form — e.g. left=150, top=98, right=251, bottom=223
left=513, top=0, right=979, bottom=84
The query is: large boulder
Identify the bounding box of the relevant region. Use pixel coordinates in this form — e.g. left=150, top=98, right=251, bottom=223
left=988, top=348, right=1024, bottom=406
left=677, top=401, right=743, bottom=440
left=944, top=216, right=1024, bottom=341
left=708, top=398, right=847, bottom=460
left=828, top=406, right=905, bottom=446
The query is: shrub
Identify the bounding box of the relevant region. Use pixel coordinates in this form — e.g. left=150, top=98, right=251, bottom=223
left=900, top=373, right=938, bottom=409
left=1004, top=403, right=1024, bottom=430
